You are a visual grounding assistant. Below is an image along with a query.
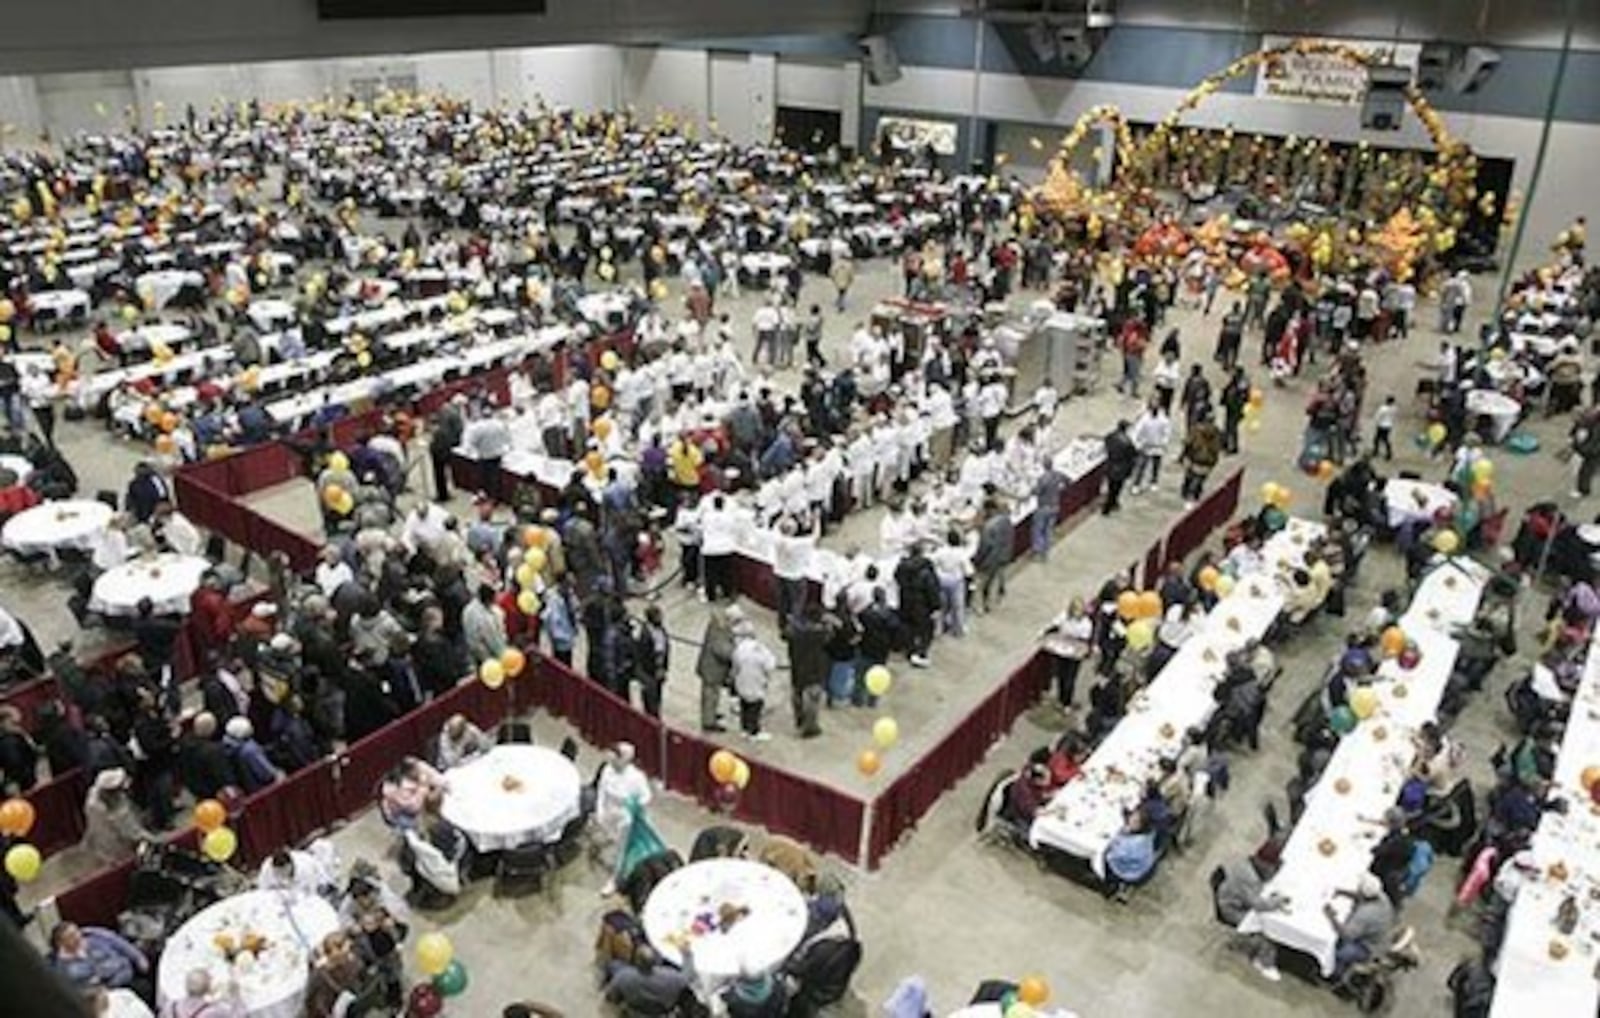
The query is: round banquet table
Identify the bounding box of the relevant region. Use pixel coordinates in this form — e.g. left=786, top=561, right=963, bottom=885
left=2, top=499, right=113, bottom=555
left=156, top=890, right=339, bottom=1018
left=643, top=859, right=808, bottom=989
left=1465, top=388, right=1522, bottom=442
left=1382, top=479, right=1456, bottom=529
left=440, top=744, right=582, bottom=851
left=948, top=1006, right=1078, bottom=1018
left=90, top=553, right=211, bottom=617
left=105, top=989, right=154, bottom=1018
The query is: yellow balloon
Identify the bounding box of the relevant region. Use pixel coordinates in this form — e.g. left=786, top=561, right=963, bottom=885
left=515, top=564, right=536, bottom=589
left=731, top=757, right=751, bottom=790
left=1432, top=529, right=1461, bottom=555
left=1349, top=686, right=1379, bottom=720
left=480, top=659, right=506, bottom=689
left=863, top=665, right=892, bottom=697
left=1125, top=618, right=1156, bottom=651
left=4, top=843, right=41, bottom=882
left=516, top=590, right=540, bottom=615
left=872, top=717, right=899, bottom=750
left=328, top=451, right=350, bottom=472
left=1426, top=423, right=1447, bottom=446
left=415, top=932, right=453, bottom=977
left=201, top=826, right=237, bottom=863
left=522, top=547, right=547, bottom=573
left=599, top=350, right=621, bottom=372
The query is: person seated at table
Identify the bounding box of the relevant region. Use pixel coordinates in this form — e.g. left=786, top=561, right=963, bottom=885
left=1214, top=841, right=1292, bottom=982
left=1547, top=338, right=1585, bottom=414
left=1282, top=568, right=1323, bottom=627
left=1001, top=761, right=1052, bottom=827
left=1323, top=873, right=1396, bottom=978
left=1368, top=807, right=1418, bottom=905
left=503, top=1002, right=567, bottom=1018
left=82, top=766, right=157, bottom=864
left=48, top=921, right=150, bottom=998
left=602, top=944, right=692, bottom=1016
left=0, top=465, right=38, bottom=519
left=1046, top=732, right=1087, bottom=789
left=1084, top=674, right=1126, bottom=743
left=337, top=865, right=411, bottom=926
left=349, top=894, right=409, bottom=1012
left=378, top=756, right=445, bottom=829
left=435, top=713, right=493, bottom=770
left=757, top=834, right=820, bottom=895
left=163, top=966, right=246, bottom=1018
left=0, top=605, right=44, bottom=682
left=1102, top=806, right=1158, bottom=902
left=688, top=948, right=790, bottom=1018
left=150, top=501, right=203, bottom=557
left=305, top=931, right=383, bottom=1018
left=256, top=846, right=338, bottom=900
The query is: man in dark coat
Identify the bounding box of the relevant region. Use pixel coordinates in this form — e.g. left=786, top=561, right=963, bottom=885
left=1102, top=420, right=1137, bottom=515
left=893, top=541, right=941, bottom=667
left=783, top=601, right=831, bottom=738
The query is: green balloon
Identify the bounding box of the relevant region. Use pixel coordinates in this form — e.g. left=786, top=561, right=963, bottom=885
left=1329, top=705, right=1357, bottom=735
left=433, top=959, right=469, bottom=997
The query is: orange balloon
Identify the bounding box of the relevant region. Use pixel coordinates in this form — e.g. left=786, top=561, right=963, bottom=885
left=709, top=749, right=739, bottom=785
left=1136, top=590, right=1163, bottom=619
left=500, top=646, right=526, bottom=678
left=1116, top=591, right=1139, bottom=620
left=193, top=798, right=226, bottom=833
left=0, top=798, right=35, bottom=836
left=1582, top=766, right=1600, bottom=793
left=857, top=749, right=882, bottom=777
left=159, top=412, right=179, bottom=433
left=1380, top=625, right=1406, bottom=657
left=1197, top=566, right=1220, bottom=592
left=1018, top=976, right=1051, bottom=1006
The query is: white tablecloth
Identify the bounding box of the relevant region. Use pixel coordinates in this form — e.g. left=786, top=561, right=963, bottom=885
left=577, top=291, right=632, bottom=329
left=137, top=270, right=205, bottom=311
left=643, top=860, right=808, bottom=989
left=1030, top=520, right=1324, bottom=874
left=105, top=989, right=154, bottom=1018
left=114, top=322, right=194, bottom=355
left=740, top=253, right=792, bottom=276
left=30, top=288, right=90, bottom=319
left=156, top=890, right=339, bottom=1018
left=1239, top=560, right=1487, bottom=975
left=1383, top=479, right=1456, bottom=529
left=1490, top=628, right=1600, bottom=1018
left=440, top=744, right=582, bottom=851
left=1465, top=389, right=1522, bottom=443
left=2, top=499, right=112, bottom=554
left=90, top=553, right=211, bottom=617
left=246, top=299, right=297, bottom=333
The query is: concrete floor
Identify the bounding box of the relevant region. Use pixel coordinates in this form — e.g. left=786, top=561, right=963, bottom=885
left=9, top=241, right=1585, bottom=1016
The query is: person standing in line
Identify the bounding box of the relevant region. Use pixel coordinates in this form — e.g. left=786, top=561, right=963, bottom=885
left=1371, top=395, right=1397, bottom=461
left=1031, top=456, right=1065, bottom=560
left=695, top=604, right=737, bottom=733
left=730, top=615, right=776, bottom=742
left=1129, top=400, right=1172, bottom=496
left=973, top=498, right=1014, bottom=613
left=1179, top=413, right=1224, bottom=508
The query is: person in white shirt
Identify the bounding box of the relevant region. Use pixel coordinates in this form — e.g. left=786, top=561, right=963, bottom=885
left=930, top=528, right=974, bottom=637
left=1370, top=395, right=1397, bottom=461
left=92, top=515, right=132, bottom=573
left=1130, top=403, right=1173, bottom=494
left=730, top=618, right=777, bottom=741
left=1040, top=597, right=1094, bottom=706
left=314, top=545, right=355, bottom=598
left=772, top=516, right=817, bottom=626
left=751, top=300, right=780, bottom=365
left=595, top=741, right=653, bottom=893
left=256, top=846, right=337, bottom=900
left=877, top=497, right=917, bottom=556
left=1034, top=381, right=1059, bottom=433
left=978, top=379, right=1007, bottom=452
left=155, top=505, right=204, bottom=557
left=698, top=494, right=739, bottom=602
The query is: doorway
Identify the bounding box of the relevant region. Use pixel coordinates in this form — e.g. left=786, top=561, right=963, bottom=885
left=776, top=106, right=841, bottom=154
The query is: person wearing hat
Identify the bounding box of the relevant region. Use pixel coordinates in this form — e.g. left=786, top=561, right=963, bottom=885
left=223, top=717, right=282, bottom=793
left=1215, top=843, right=1290, bottom=981
left=1324, top=872, right=1397, bottom=977
left=81, top=767, right=157, bottom=864
left=163, top=966, right=246, bottom=1017
left=596, top=742, right=653, bottom=895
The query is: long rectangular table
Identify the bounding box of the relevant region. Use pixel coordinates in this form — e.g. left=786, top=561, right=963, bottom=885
left=1490, top=628, right=1600, bottom=1018
left=1239, top=557, right=1488, bottom=975
left=1030, top=518, right=1324, bottom=876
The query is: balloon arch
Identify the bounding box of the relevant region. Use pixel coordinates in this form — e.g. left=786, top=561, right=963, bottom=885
left=1028, top=38, right=1486, bottom=278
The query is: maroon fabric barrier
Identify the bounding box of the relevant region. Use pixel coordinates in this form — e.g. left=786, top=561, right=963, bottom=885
left=1162, top=467, right=1245, bottom=568
left=245, top=513, right=322, bottom=574
left=24, top=769, right=88, bottom=855
left=0, top=674, right=62, bottom=731
left=1060, top=461, right=1107, bottom=519
left=1142, top=539, right=1166, bottom=591
left=225, top=442, right=303, bottom=498
left=171, top=474, right=237, bottom=540
left=235, top=759, right=339, bottom=868
left=52, top=859, right=136, bottom=929
left=331, top=718, right=429, bottom=819
left=865, top=653, right=1050, bottom=868
left=730, top=555, right=780, bottom=612
left=663, top=728, right=866, bottom=863
left=524, top=656, right=663, bottom=778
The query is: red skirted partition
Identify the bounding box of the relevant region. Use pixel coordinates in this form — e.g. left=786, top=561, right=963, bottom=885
left=1163, top=467, right=1245, bottom=569
left=1141, top=538, right=1166, bottom=590
left=244, top=513, right=321, bottom=574
left=224, top=442, right=304, bottom=498
left=23, top=769, right=88, bottom=856
left=52, top=859, right=136, bottom=929
left=865, top=653, right=1051, bottom=867
left=663, top=728, right=866, bottom=863
left=520, top=656, right=664, bottom=778
left=235, top=759, right=340, bottom=868
left=330, top=718, right=430, bottom=819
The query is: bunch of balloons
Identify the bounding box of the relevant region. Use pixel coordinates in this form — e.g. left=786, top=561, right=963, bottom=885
left=1242, top=387, right=1266, bottom=432
left=1259, top=481, right=1293, bottom=510
left=194, top=799, right=238, bottom=862
left=1, top=797, right=40, bottom=883
left=479, top=645, right=528, bottom=690
left=707, top=748, right=753, bottom=809
left=856, top=666, right=897, bottom=778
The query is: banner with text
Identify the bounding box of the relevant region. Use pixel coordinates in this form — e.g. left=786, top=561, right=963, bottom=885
left=1256, top=36, right=1421, bottom=106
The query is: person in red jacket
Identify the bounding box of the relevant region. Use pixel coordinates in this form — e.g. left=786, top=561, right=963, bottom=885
left=187, top=572, right=234, bottom=660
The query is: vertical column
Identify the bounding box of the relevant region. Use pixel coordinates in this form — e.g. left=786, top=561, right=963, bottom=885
left=841, top=59, right=863, bottom=155
left=748, top=52, right=776, bottom=144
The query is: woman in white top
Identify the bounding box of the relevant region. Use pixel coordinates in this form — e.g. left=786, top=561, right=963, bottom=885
left=930, top=528, right=974, bottom=638
left=1040, top=597, right=1094, bottom=707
